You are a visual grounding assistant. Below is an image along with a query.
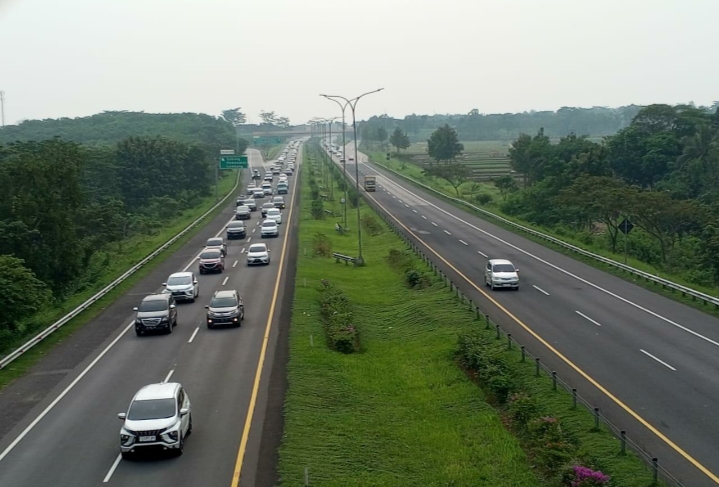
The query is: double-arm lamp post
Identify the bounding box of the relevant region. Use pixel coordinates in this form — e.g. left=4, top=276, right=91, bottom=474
left=320, top=89, right=384, bottom=265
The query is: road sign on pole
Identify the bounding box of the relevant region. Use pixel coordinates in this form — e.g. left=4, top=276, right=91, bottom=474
left=618, top=219, right=634, bottom=235
left=219, top=155, right=248, bottom=169
left=252, top=137, right=283, bottom=145
left=220, top=149, right=236, bottom=155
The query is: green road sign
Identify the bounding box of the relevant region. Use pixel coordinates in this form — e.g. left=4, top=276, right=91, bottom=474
left=219, top=155, right=248, bottom=169
left=253, top=137, right=283, bottom=145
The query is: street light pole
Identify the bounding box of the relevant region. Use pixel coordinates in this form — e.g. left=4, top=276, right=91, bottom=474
left=320, top=89, right=384, bottom=266
left=321, top=98, right=349, bottom=227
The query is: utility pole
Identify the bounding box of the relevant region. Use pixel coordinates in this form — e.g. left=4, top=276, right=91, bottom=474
left=0, top=91, right=5, bottom=127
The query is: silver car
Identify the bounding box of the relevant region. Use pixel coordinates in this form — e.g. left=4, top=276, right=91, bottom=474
left=162, top=272, right=199, bottom=302
left=246, top=243, right=271, bottom=265
left=260, top=219, right=279, bottom=238
left=118, top=382, right=192, bottom=458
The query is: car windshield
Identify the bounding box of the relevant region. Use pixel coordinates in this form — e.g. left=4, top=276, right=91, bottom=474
left=138, top=299, right=168, bottom=312
left=243, top=200, right=254, bottom=204
left=262, top=221, right=276, bottom=227
left=200, top=250, right=221, bottom=259
left=211, top=296, right=237, bottom=308
left=273, top=197, right=283, bottom=202
left=263, top=203, right=274, bottom=209
left=249, top=245, right=266, bottom=253
left=127, top=398, right=176, bottom=421
left=268, top=209, right=279, bottom=215
left=167, top=275, right=192, bottom=286
left=207, top=239, right=222, bottom=246
left=493, top=264, right=515, bottom=273
left=237, top=206, right=249, bottom=211
left=228, top=222, right=244, bottom=228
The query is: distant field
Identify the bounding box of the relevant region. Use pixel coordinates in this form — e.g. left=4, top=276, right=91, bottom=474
left=403, top=140, right=513, bottom=181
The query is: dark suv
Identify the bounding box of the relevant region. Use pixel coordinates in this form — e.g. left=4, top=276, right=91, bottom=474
left=205, top=290, right=244, bottom=329
left=226, top=221, right=246, bottom=239
left=133, top=294, right=177, bottom=336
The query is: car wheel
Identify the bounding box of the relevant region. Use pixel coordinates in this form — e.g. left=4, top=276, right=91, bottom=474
left=167, top=323, right=173, bottom=334
left=490, top=282, right=495, bottom=291
left=135, top=329, right=143, bottom=337
left=187, top=415, right=193, bottom=436
left=514, top=286, right=520, bottom=291
left=121, top=451, right=133, bottom=461
left=175, top=434, right=184, bottom=456
left=199, top=269, right=205, bottom=275
left=207, top=322, right=213, bottom=329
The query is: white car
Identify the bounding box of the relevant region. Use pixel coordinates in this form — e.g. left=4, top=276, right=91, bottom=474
left=260, top=219, right=279, bottom=238
left=485, top=259, right=520, bottom=291
left=118, top=382, right=192, bottom=458
left=266, top=208, right=282, bottom=224
left=246, top=243, right=271, bottom=265
left=162, top=272, right=199, bottom=302
left=262, top=183, right=273, bottom=196
left=278, top=175, right=288, bottom=183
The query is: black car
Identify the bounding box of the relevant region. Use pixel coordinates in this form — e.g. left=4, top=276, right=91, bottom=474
left=226, top=221, right=246, bottom=239
left=133, top=294, right=178, bottom=336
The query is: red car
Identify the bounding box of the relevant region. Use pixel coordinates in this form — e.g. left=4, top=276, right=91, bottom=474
left=198, top=249, right=225, bottom=274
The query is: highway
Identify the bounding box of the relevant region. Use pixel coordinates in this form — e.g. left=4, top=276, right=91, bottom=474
left=0, top=145, right=301, bottom=487
left=330, top=142, right=719, bottom=487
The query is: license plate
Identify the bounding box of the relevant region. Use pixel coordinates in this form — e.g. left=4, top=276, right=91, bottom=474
left=139, top=436, right=155, bottom=442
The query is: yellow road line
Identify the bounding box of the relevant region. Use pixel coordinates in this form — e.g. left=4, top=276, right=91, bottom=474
left=230, top=149, right=301, bottom=487
left=361, top=169, right=719, bottom=484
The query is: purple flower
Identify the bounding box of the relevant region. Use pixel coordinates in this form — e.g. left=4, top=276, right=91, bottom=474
left=570, top=465, right=610, bottom=486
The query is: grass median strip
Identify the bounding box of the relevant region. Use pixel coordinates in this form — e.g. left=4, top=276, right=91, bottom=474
left=0, top=170, right=240, bottom=390
left=279, top=147, right=660, bottom=486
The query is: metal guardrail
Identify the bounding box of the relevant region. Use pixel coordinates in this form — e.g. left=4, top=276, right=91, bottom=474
left=365, top=159, right=719, bottom=309
left=0, top=170, right=242, bottom=370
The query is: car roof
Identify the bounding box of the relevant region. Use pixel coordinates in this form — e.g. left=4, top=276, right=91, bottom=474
left=228, top=221, right=244, bottom=226
left=169, top=271, right=193, bottom=278
left=262, top=219, right=277, bottom=224
left=273, top=196, right=283, bottom=199
left=207, top=238, right=223, bottom=243
left=213, top=289, right=237, bottom=300
left=267, top=208, right=280, bottom=212
left=489, top=259, right=514, bottom=266
left=143, top=293, right=169, bottom=302
left=134, top=382, right=179, bottom=401
left=249, top=243, right=267, bottom=250
left=263, top=202, right=275, bottom=207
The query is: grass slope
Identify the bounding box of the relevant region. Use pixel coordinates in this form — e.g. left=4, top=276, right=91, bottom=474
left=0, top=170, right=239, bottom=389
left=279, top=151, right=541, bottom=486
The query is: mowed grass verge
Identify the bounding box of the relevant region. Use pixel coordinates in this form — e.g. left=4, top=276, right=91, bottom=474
left=0, top=170, right=240, bottom=390
left=278, top=151, right=542, bottom=486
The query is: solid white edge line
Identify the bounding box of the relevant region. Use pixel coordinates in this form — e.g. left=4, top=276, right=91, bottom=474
left=477, top=250, right=488, bottom=257
left=431, top=222, right=438, bottom=227
left=576, top=310, right=602, bottom=327
left=222, top=276, right=229, bottom=286
left=640, top=349, right=677, bottom=371
left=444, top=230, right=451, bottom=235
left=233, top=260, right=238, bottom=267
left=163, top=369, right=174, bottom=383
left=459, top=239, right=468, bottom=246
left=533, top=285, right=551, bottom=296
left=368, top=162, right=719, bottom=349
left=188, top=327, right=200, bottom=344
left=0, top=321, right=134, bottom=463
left=102, top=453, right=122, bottom=483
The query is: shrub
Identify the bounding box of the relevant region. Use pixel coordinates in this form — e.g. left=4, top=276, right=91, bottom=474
left=310, top=200, right=324, bottom=220
left=405, top=269, right=421, bottom=288
left=565, top=465, right=611, bottom=487
left=361, top=214, right=384, bottom=236
left=387, top=249, right=415, bottom=272
left=310, top=187, right=320, bottom=201
left=313, top=232, right=332, bottom=257
left=475, top=193, right=493, bottom=205
left=348, top=188, right=359, bottom=208
left=457, top=332, right=516, bottom=403
left=508, top=392, right=540, bottom=428
left=317, top=280, right=359, bottom=353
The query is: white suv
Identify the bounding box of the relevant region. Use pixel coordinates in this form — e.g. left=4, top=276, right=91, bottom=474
left=118, top=382, right=192, bottom=458
left=485, top=259, right=520, bottom=291
left=162, top=272, right=199, bottom=302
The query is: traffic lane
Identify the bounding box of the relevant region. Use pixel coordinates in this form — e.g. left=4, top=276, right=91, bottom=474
left=367, top=181, right=719, bottom=484
left=362, top=158, right=719, bottom=350
left=375, top=170, right=719, bottom=379
left=0, top=229, right=241, bottom=486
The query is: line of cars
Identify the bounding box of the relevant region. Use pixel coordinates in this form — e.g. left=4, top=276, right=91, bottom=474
left=118, top=141, right=301, bottom=460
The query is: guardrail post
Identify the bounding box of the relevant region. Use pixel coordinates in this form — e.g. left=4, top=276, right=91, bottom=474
left=476, top=306, right=480, bottom=320
left=620, top=430, right=626, bottom=455
left=520, top=346, right=525, bottom=362
left=572, top=388, right=577, bottom=409
left=652, top=458, right=658, bottom=484
left=495, top=324, right=501, bottom=340
left=594, top=408, right=600, bottom=429
left=552, top=371, right=557, bottom=390
left=507, top=334, right=512, bottom=350
left=535, top=357, right=540, bottom=377
left=485, top=314, right=490, bottom=329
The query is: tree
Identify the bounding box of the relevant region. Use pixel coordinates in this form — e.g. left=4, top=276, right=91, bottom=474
left=427, top=125, right=464, bottom=164
left=389, top=127, right=411, bottom=153
left=424, top=163, right=471, bottom=195
left=259, top=111, right=290, bottom=128
left=494, top=175, right=519, bottom=200
left=376, top=127, right=388, bottom=147
left=221, top=108, right=247, bottom=126
left=0, top=255, right=52, bottom=333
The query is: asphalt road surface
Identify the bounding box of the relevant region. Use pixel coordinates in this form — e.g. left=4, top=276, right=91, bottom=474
left=0, top=145, right=302, bottom=487
left=327, top=141, right=719, bottom=487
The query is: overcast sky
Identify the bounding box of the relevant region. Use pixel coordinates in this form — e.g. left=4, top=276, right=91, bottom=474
left=0, top=0, right=717, bottom=126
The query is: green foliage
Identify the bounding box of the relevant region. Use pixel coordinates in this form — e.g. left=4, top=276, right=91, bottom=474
left=386, top=248, right=416, bottom=273
left=475, top=193, right=493, bottom=205
left=310, top=200, right=324, bottom=220
left=494, top=175, right=519, bottom=200
left=361, top=214, right=383, bottom=236
left=389, top=127, right=411, bottom=153
left=457, top=332, right=516, bottom=403
left=220, top=107, right=247, bottom=126
left=312, top=232, right=332, bottom=257
left=508, top=392, right=540, bottom=428
left=317, top=280, right=359, bottom=353
left=0, top=255, right=52, bottom=343
left=424, top=162, right=471, bottom=195
left=427, top=124, right=464, bottom=163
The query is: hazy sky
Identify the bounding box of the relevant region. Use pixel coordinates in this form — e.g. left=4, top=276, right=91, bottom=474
left=0, top=0, right=717, bottom=126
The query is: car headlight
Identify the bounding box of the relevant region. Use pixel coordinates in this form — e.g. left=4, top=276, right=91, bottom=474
left=135, top=319, right=142, bottom=325
left=166, top=430, right=179, bottom=441
left=160, top=317, right=169, bottom=323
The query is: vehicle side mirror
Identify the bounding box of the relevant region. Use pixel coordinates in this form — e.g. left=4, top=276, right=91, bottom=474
left=515, top=269, right=519, bottom=273
left=118, top=413, right=127, bottom=420
left=180, top=408, right=189, bottom=417
left=268, top=249, right=271, bottom=252
left=133, top=307, right=138, bottom=311
left=162, top=283, right=167, bottom=286
left=170, top=304, right=176, bottom=309
left=193, top=280, right=198, bottom=284
left=204, top=305, right=209, bottom=309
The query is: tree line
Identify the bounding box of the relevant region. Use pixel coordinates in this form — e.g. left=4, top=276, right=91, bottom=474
left=0, top=111, right=248, bottom=345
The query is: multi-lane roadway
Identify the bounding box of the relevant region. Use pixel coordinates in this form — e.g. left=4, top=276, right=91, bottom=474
left=328, top=141, right=719, bottom=487
left=0, top=145, right=301, bottom=487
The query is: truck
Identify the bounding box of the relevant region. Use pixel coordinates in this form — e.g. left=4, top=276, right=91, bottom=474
left=363, top=175, right=377, bottom=192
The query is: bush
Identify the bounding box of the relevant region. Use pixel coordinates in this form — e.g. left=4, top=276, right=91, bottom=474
left=405, top=269, right=421, bottom=288
left=563, top=465, right=611, bottom=487
left=317, top=280, right=359, bottom=353
left=387, top=249, right=415, bottom=272
left=457, top=332, right=516, bottom=403
left=313, top=232, right=332, bottom=257
left=474, top=193, right=493, bottom=205
left=508, top=392, right=540, bottom=428
left=361, top=214, right=384, bottom=236
left=310, top=200, right=324, bottom=220
left=348, top=188, right=359, bottom=208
